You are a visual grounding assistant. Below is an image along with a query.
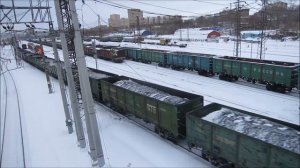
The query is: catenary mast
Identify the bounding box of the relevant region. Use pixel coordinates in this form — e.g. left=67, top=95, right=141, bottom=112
left=54, top=0, right=105, bottom=166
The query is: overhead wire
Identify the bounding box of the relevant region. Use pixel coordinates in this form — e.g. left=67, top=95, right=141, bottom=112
left=129, top=0, right=204, bottom=15
left=192, top=0, right=229, bottom=6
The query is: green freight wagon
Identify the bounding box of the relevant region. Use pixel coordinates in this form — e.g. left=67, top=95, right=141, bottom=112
left=194, top=54, right=215, bottom=76
left=126, top=48, right=138, bottom=60
left=89, top=73, right=112, bottom=101
left=136, top=49, right=166, bottom=64
left=151, top=50, right=166, bottom=66
left=140, top=49, right=152, bottom=63
left=135, top=49, right=143, bottom=61
left=186, top=103, right=300, bottom=168
left=166, top=52, right=193, bottom=70
left=88, top=68, right=117, bottom=101
left=213, top=56, right=299, bottom=92
left=101, top=76, right=204, bottom=140
left=166, top=52, right=214, bottom=75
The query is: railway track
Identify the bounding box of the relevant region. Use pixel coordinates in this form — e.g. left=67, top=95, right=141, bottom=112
left=0, top=61, right=26, bottom=167
left=22, top=43, right=300, bottom=125
left=0, top=63, right=8, bottom=166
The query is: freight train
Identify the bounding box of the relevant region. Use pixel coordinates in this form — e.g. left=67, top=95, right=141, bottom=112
left=20, top=48, right=300, bottom=168
left=26, top=40, right=299, bottom=93
left=125, top=48, right=299, bottom=93
left=29, top=40, right=126, bottom=63
left=27, top=42, right=44, bottom=55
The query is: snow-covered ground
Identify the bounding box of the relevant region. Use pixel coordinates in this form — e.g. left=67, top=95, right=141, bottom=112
left=0, top=46, right=211, bottom=167
left=84, top=38, right=299, bottom=63
left=26, top=41, right=299, bottom=126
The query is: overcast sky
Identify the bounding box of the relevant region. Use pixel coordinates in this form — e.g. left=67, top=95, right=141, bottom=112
left=0, top=0, right=297, bottom=31
left=76, top=0, right=260, bottom=28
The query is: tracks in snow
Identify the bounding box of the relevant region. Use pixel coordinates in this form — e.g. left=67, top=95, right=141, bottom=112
left=0, top=62, right=26, bottom=167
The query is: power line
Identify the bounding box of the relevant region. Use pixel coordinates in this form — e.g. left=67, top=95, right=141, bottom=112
left=192, top=0, right=229, bottom=6
left=129, top=0, right=203, bottom=15
left=95, top=0, right=225, bottom=18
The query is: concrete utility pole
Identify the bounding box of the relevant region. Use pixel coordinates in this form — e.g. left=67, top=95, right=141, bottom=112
left=97, top=15, right=101, bottom=39
left=259, top=0, right=268, bottom=60
left=136, top=15, right=141, bottom=43
left=234, top=0, right=242, bottom=57
left=39, top=38, right=53, bottom=94
left=93, top=40, right=98, bottom=69
left=54, top=0, right=86, bottom=148
left=179, top=18, right=182, bottom=41
left=54, top=0, right=105, bottom=166
left=11, top=30, right=21, bottom=66
left=49, top=22, right=73, bottom=134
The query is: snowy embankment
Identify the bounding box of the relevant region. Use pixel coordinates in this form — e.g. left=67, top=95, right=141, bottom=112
left=1, top=46, right=211, bottom=167
left=0, top=46, right=90, bottom=167
left=26, top=40, right=299, bottom=126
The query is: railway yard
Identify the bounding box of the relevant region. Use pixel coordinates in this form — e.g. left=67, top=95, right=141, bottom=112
left=1, top=0, right=299, bottom=167
left=1, top=38, right=298, bottom=167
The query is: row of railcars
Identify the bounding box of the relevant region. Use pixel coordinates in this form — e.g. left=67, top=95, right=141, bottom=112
left=94, top=75, right=300, bottom=168
left=28, top=40, right=126, bottom=63
left=125, top=48, right=299, bottom=92
left=27, top=39, right=299, bottom=93
left=20, top=48, right=300, bottom=168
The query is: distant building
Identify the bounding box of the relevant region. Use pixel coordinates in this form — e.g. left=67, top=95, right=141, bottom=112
left=270, top=1, right=288, bottom=9
left=120, top=18, right=129, bottom=28
left=144, top=15, right=182, bottom=25
left=108, top=14, right=121, bottom=28
left=108, top=14, right=129, bottom=28
left=128, top=9, right=143, bottom=27
left=217, top=8, right=249, bottom=31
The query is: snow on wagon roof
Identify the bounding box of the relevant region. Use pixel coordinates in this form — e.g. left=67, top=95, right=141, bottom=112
left=202, top=108, right=300, bottom=154
left=114, top=80, right=188, bottom=105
